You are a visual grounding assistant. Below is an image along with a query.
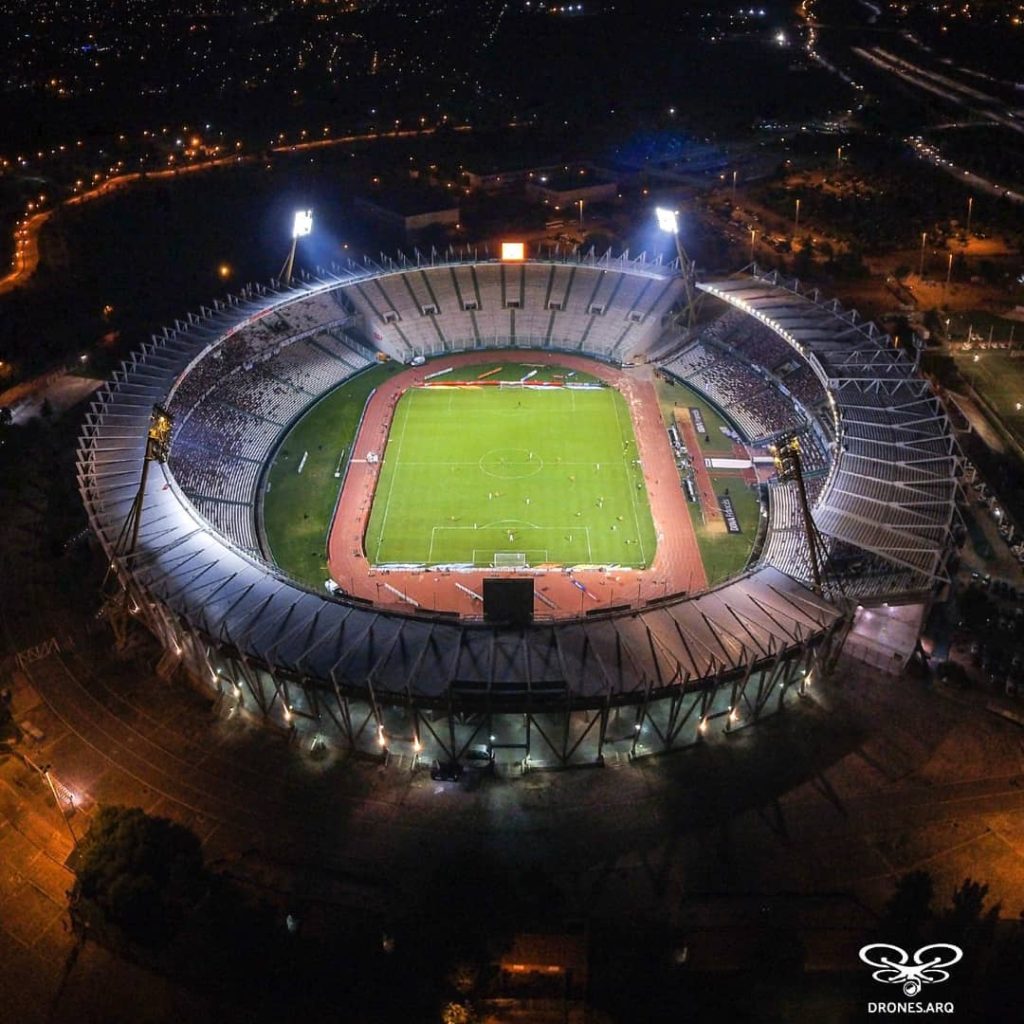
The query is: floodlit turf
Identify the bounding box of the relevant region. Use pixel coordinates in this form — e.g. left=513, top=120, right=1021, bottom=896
left=262, top=362, right=402, bottom=585
left=363, top=383, right=656, bottom=567
left=655, top=377, right=759, bottom=582
left=655, top=376, right=737, bottom=455
left=687, top=474, right=760, bottom=584
left=953, top=350, right=1024, bottom=450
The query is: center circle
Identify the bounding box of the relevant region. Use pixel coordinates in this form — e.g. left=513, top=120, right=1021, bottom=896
left=478, top=447, right=545, bottom=479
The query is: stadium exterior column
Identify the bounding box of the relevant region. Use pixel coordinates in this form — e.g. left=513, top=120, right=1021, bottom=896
left=629, top=678, right=653, bottom=758
left=236, top=654, right=270, bottom=716
left=595, top=700, right=610, bottom=762
left=181, top=615, right=221, bottom=697
left=732, top=657, right=757, bottom=723
left=664, top=685, right=686, bottom=746
left=762, top=655, right=792, bottom=714
left=561, top=700, right=572, bottom=766
left=446, top=689, right=457, bottom=762
left=666, top=684, right=705, bottom=748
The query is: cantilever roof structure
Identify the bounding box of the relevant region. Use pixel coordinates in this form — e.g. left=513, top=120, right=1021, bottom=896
left=78, top=256, right=843, bottom=709
left=699, top=269, right=959, bottom=584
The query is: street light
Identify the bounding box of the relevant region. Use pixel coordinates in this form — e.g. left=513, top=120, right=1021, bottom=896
left=919, top=231, right=927, bottom=277
left=965, top=196, right=973, bottom=240
left=793, top=197, right=801, bottom=237
left=750, top=227, right=757, bottom=263
left=577, top=198, right=584, bottom=228
left=29, top=760, right=79, bottom=849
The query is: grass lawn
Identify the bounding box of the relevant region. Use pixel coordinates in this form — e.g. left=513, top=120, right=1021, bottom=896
left=363, top=381, right=656, bottom=567
left=262, top=361, right=403, bottom=585
left=655, top=376, right=738, bottom=455
left=954, top=349, right=1024, bottom=449
left=687, top=474, right=761, bottom=585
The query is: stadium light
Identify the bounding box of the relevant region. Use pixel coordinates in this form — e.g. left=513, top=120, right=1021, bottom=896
left=654, top=206, right=697, bottom=330
left=292, top=208, right=313, bottom=239
left=501, top=241, right=525, bottom=261
left=282, top=208, right=313, bottom=286
left=655, top=207, right=679, bottom=235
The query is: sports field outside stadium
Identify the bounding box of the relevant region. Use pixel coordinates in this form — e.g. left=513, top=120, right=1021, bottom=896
left=363, top=375, right=657, bottom=568
left=954, top=349, right=1024, bottom=451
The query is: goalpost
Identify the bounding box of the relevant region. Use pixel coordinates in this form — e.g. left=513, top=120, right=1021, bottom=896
left=493, top=551, right=527, bottom=568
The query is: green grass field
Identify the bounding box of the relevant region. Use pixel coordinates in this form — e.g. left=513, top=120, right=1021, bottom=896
left=655, top=376, right=738, bottom=455
left=955, top=350, right=1024, bottom=450
left=262, top=362, right=403, bottom=585
left=654, top=377, right=759, bottom=582
left=688, top=474, right=760, bottom=585
left=363, top=382, right=656, bottom=567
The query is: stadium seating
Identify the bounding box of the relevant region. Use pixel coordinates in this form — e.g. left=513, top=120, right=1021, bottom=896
left=338, top=262, right=685, bottom=362
left=166, top=320, right=371, bottom=553
left=661, top=338, right=806, bottom=443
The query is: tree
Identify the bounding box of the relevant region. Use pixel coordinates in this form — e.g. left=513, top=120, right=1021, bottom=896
left=71, top=805, right=206, bottom=947
left=879, top=870, right=934, bottom=948
left=792, top=244, right=814, bottom=278
left=441, top=1002, right=476, bottom=1024
left=940, top=878, right=999, bottom=953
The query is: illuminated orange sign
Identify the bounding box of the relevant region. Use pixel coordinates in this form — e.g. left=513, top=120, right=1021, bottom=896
left=501, top=241, right=525, bottom=261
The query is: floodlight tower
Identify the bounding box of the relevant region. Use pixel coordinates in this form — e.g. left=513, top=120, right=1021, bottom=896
left=655, top=207, right=698, bottom=332
left=114, top=405, right=173, bottom=560
left=102, top=405, right=173, bottom=646
left=771, top=434, right=827, bottom=595
left=282, top=209, right=313, bottom=287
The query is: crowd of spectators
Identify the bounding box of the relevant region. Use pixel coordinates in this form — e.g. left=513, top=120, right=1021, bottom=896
left=166, top=311, right=372, bottom=555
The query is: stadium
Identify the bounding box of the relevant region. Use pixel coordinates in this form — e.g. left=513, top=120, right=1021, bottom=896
left=77, top=250, right=959, bottom=768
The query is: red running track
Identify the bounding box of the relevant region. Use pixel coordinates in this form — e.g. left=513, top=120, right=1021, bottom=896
left=675, top=409, right=726, bottom=531
left=326, top=351, right=707, bottom=619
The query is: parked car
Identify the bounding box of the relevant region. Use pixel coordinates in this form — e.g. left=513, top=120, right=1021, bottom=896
left=430, top=760, right=464, bottom=782
left=463, top=745, right=495, bottom=772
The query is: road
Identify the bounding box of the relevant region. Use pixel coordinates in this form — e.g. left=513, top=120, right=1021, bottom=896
left=0, top=123, right=474, bottom=297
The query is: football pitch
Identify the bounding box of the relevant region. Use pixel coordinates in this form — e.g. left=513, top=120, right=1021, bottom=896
left=363, top=384, right=657, bottom=568
left=954, top=350, right=1024, bottom=450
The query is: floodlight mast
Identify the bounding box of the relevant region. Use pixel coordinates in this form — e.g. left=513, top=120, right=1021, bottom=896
left=771, top=435, right=826, bottom=596
left=281, top=209, right=313, bottom=286
left=655, top=207, right=698, bottom=332
left=102, top=404, right=174, bottom=644
left=112, top=405, right=173, bottom=563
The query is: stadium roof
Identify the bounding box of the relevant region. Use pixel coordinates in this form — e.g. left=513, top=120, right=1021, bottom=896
left=79, top=255, right=841, bottom=707
left=699, top=269, right=959, bottom=582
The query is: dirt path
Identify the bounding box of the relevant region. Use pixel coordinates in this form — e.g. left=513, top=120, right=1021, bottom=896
left=326, top=351, right=707, bottom=619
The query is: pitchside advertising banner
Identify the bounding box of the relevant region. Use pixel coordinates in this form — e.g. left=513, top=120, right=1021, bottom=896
left=689, top=408, right=707, bottom=436
left=718, top=494, right=742, bottom=533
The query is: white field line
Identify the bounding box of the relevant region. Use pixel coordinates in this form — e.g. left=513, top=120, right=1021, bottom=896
left=373, top=388, right=413, bottom=563
left=612, top=391, right=647, bottom=564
